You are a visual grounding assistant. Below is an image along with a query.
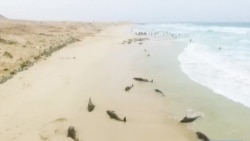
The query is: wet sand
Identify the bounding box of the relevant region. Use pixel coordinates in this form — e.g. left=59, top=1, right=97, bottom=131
left=0, top=24, right=196, bottom=141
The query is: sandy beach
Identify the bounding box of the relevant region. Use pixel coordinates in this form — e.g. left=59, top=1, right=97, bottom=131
left=0, top=21, right=198, bottom=141
left=1, top=0, right=250, bottom=140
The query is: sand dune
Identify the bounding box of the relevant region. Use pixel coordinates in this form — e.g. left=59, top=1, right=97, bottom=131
left=0, top=15, right=7, bottom=20
left=0, top=19, right=106, bottom=84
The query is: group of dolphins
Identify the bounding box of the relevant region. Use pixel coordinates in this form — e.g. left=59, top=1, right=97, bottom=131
left=88, top=98, right=126, bottom=122
left=128, top=35, right=209, bottom=141
left=86, top=79, right=134, bottom=123
left=127, top=77, right=209, bottom=141
left=66, top=49, right=208, bottom=141
left=66, top=97, right=127, bottom=141
left=125, top=77, right=165, bottom=97
left=66, top=80, right=209, bottom=141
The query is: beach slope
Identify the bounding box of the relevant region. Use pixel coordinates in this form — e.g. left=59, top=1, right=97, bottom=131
left=0, top=23, right=196, bottom=141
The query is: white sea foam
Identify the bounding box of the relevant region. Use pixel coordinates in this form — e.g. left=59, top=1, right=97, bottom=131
left=178, top=43, right=250, bottom=108
left=137, top=23, right=250, bottom=108
left=176, top=23, right=250, bottom=108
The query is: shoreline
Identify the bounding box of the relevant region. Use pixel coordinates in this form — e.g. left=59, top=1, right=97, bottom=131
left=155, top=35, right=250, bottom=140
left=130, top=24, right=250, bottom=140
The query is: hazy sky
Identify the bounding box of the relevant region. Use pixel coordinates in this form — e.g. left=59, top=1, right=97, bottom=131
left=0, top=0, right=250, bottom=22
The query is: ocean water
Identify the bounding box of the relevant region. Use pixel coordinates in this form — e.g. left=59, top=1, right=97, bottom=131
left=134, top=23, right=250, bottom=108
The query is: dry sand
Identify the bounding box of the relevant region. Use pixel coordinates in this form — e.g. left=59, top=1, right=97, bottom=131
left=0, top=19, right=105, bottom=84
left=0, top=21, right=196, bottom=141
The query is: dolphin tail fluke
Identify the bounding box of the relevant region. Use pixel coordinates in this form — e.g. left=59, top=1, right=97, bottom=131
left=123, top=117, right=127, bottom=122
left=151, top=79, right=153, bottom=83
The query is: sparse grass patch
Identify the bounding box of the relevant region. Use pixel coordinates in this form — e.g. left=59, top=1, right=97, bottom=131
left=20, top=60, right=32, bottom=71
left=10, top=71, right=15, bottom=75
left=3, top=51, right=13, bottom=58
left=0, top=38, right=17, bottom=45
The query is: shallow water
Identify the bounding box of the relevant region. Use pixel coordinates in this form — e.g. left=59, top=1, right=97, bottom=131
left=132, top=24, right=250, bottom=140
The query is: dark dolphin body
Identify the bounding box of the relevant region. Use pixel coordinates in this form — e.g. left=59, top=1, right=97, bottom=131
left=133, top=77, right=153, bottom=83
left=125, top=84, right=133, bottom=92
left=154, top=89, right=165, bottom=96
left=106, top=110, right=126, bottom=122
left=88, top=98, right=95, bottom=112
left=67, top=126, right=79, bottom=141
left=196, top=132, right=209, bottom=141
left=180, top=116, right=200, bottom=123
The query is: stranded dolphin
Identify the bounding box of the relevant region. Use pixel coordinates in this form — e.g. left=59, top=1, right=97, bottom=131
left=67, top=126, right=79, bottom=141
left=180, top=116, right=200, bottom=123
left=196, top=131, right=209, bottom=141
left=125, top=84, right=133, bottom=92
left=133, top=77, right=153, bottom=83
left=106, top=110, right=126, bottom=122
left=88, top=98, right=95, bottom=112
left=154, top=89, right=165, bottom=96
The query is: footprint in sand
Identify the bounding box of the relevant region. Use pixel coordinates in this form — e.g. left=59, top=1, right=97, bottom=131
left=14, top=132, right=22, bottom=137
left=11, top=132, right=22, bottom=141
left=39, top=118, right=78, bottom=141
